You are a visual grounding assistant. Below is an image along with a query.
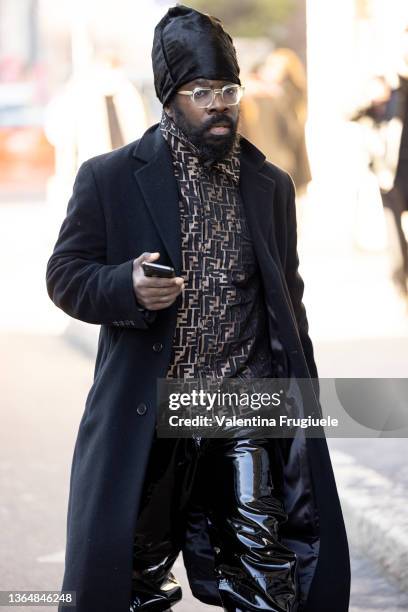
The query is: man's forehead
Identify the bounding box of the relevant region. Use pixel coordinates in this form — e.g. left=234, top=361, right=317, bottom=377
left=181, top=77, right=234, bottom=88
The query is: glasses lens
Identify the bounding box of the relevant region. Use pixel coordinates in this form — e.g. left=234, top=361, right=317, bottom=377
left=222, top=85, right=241, bottom=105
left=193, top=88, right=213, bottom=107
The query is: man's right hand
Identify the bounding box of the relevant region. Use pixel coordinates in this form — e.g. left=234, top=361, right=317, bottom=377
left=132, top=252, right=184, bottom=311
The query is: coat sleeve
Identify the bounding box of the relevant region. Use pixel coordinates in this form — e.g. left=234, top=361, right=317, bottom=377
left=45, top=159, right=156, bottom=329
left=283, top=173, right=320, bottom=398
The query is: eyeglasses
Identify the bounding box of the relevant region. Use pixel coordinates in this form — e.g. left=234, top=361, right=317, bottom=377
left=177, top=84, right=245, bottom=108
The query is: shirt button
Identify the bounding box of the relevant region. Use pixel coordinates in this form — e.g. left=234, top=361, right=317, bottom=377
left=136, top=403, right=147, bottom=416
left=152, top=342, right=163, bottom=352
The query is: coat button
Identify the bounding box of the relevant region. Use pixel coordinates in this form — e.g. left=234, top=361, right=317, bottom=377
left=152, top=342, right=163, bottom=352
left=136, top=403, right=147, bottom=415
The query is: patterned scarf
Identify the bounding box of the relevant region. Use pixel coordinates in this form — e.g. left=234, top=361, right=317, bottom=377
left=160, top=109, right=273, bottom=381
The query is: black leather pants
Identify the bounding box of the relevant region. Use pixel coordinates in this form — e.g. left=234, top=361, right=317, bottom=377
left=130, top=435, right=198, bottom=611
left=130, top=434, right=298, bottom=612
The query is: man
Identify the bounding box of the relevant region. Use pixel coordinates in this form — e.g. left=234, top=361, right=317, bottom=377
left=392, top=27, right=408, bottom=297
left=46, top=6, right=350, bottom=612
left=351, top=74, right=408, bottom=297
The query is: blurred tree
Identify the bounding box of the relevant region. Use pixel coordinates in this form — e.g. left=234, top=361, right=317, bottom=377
left=181, top=0, right=295, bottom=38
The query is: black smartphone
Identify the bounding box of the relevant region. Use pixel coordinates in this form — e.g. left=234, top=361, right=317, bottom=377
left=142, top=262, right=176, bottom=278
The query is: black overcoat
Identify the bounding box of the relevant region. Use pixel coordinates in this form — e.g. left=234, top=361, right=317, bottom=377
left=46, top=123, right=350, bottom=612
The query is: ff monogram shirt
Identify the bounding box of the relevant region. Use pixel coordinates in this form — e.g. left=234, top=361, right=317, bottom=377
left=160, top=110, right=274, bottom=381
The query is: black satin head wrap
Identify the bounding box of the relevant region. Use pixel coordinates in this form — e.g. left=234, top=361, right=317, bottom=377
left=152, top=4, right=241, bottom=107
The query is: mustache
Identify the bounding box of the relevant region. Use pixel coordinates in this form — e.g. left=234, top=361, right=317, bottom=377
left=203, top=115, right=236, bottom=130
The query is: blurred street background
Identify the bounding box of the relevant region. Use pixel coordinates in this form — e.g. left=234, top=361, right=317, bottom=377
left=1, top=0, right=408, bottom=610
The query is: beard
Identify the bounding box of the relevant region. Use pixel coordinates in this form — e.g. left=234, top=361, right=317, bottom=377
left=170, top=101, right=239, bottom=163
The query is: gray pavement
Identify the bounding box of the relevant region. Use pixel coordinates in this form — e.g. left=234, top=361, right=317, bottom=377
left=349, top=545, right=408, bottom=611
left=1, top=331, right=408, bottom=611
left=329, top=437, right=408, bottom=487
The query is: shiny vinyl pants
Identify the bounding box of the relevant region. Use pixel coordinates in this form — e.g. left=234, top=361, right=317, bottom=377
left=130, top=434, right=298, bottom=612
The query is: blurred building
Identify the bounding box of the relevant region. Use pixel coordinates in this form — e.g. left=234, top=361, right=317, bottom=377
left=0, top=0, right=39, bottom=75
left=307, top=0, right=408, bottom=131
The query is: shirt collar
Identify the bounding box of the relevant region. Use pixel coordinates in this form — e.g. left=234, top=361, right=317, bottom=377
left=159, top=109, right=241, bottom=184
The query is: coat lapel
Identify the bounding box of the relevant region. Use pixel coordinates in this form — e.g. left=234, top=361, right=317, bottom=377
left=239, top=151, right=276, bottom=260
left=239, top=139, right=307, bottom=359
left=131, top=126, right=280, bottom=278
left=132, top=126, right=182, bottom=275
left=239, top=137, right=288, bottom=288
